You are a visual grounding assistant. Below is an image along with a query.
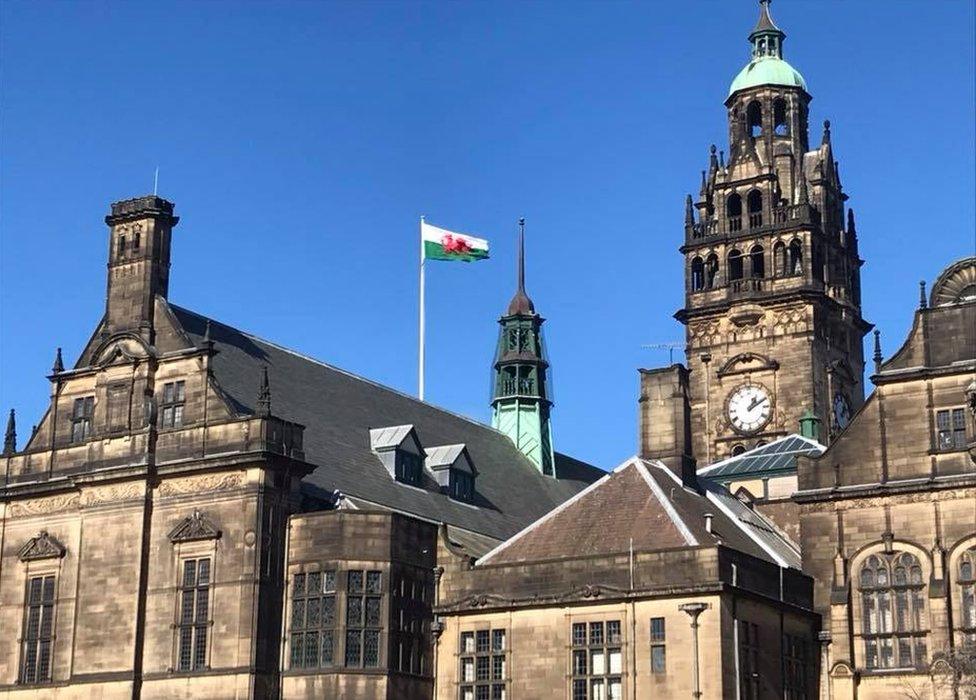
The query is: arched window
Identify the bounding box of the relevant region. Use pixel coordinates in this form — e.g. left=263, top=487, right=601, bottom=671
left=727, top=193, right=742, bottom=232
left=728, top=249, right=744, bottom=281
left=117, top=234, right=126, bottom=258
left=789, top=240, right=803, bottom=276
left=773, top=241, right=786, bottom=277
left=959, top=548, right=976, bottom=646
left=731, top=444, right=746, bottom=456
left=705, top=254, right=719, bottom=289
left=773, top=99, right=788, bottom=136
left=750, top=245, right=765, bottom=278
left=747, top=101, right=762, bottom=138
left=859, top=552, right=927, bottom=670
left=133, top=230, right=141, bottom=253
left=747, top=190, right=763, bottom=228
left=691, top=257, right=705, bottom=291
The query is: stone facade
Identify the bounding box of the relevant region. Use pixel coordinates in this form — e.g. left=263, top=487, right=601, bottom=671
left=795, top=258, right=976, bottom=700
left=0, top=195, right=600, bottom=699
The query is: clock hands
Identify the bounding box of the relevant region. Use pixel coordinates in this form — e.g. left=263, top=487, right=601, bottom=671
left=746, top=395, right=769, bottom=412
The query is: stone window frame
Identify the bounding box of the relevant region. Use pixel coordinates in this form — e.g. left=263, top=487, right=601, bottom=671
left=948, top=536, right=976, bottom=648
left=458, top=624, right=508, bottom=700
left=738, top=620, right=760, bottom=700
left=69, top=396, right=94, bottom=443
left=18, top=555, right=64, bottom=686
left=850, top=542, right=931, bottom=673
left=782, top=632, right=809, bottom=700
left=648, top=617, right=666, bottom=674
left=159, top=380, right=186, bottom=430
left=390, top=567, right=433, bottom=677
left=569, top=617, right=624, bottom=700
left=935, top=407, right=968, bottom=452
left=170, top=538, right=218, bottom=674
left=344, top=568, right=384, bottom=669
left=289, top=567, right=339, bottom=670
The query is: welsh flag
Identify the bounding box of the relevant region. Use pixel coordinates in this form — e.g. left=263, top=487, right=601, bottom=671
left=421, top=221, right=489, bottom=262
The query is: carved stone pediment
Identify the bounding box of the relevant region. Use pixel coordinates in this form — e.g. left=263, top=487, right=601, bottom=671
left=168, top=510, right=221, bottom=543
left=729, top=305, right=765, bottom=328
left=91, top=333, right=154, bottom=367
left=19, top=531, right=66, bottom=562
left=717, top=352, right=779, bottom=378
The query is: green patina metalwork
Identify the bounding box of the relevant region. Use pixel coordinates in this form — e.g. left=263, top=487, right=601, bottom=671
left=728, top=0, right=807, bottom=97
left=490, top=221, right=555, bottom=476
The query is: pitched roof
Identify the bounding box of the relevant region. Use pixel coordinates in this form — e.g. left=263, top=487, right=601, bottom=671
left=478, top=459, right=801, bottom=568
left=425, top=444, right=469, bottom=471
left=698, top=434, right=824, bottom=479
left=169, top=304, right=603, bottom=541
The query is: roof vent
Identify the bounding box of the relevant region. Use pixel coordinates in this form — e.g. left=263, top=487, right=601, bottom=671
left=704, top=513, right=714, bottom=534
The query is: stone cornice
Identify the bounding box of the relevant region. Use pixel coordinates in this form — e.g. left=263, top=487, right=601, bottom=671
left=794, top=474, right=976, bottom=505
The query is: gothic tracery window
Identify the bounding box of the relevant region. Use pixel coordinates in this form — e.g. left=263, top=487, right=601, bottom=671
left=859, top=552, right=928, bottom=670
left=705, top=254, right=719, bottom=289
left=691, top=257, right=705, bottom=291
left=958, top=549, right=976, bottom=646
left=788, top=240, right=803, bottom=276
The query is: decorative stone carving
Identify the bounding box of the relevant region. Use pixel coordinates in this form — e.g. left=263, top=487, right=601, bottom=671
left=19, top=531, right=66, bottom=561
left=82, top=482, right=143, bottom=507
left=168, top=510, right=221, bottom=543
left=158, top=472, right=244, bottom=497
left=9, top=493, right=80, bottom=518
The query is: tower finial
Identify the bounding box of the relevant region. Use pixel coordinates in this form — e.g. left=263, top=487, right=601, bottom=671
left=52, top=347, right=64, bottom=374
left=873, top=330, right=883, bottom=373
left=919, top=281, right=928, bottom=309
left=3, top=409, right=15, bottom=456
left=847, top=208, right=857, bottom=236
left=517, top=217, right=526, bottom=295
left=749, top=0, right=785, bottom=59
left=505, top=218, right=535, bottom=316
left=685, top=195, right=695, bottom=226
left=257, top=366, right=271, bottom=416
left=709, top=145, right=718, bottom=174
left=822, top=119, right=831, bottom=146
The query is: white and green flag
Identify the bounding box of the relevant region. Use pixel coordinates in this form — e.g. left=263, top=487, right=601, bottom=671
left=421, top=221, right=489, bottom=262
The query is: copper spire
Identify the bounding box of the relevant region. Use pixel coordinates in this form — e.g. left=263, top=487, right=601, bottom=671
left=506, top=218, right=535, bottom=316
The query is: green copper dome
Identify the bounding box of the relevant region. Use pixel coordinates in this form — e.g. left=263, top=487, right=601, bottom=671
left=728, top=1, right=807, bottom=98
left=728, top=56, right=807, bottom=97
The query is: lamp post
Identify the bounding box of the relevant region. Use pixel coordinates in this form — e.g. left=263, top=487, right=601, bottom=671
left=679, top=602, right=709, bottom=699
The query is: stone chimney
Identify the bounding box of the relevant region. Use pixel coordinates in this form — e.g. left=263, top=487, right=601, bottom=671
left=638, top=365, right=698, bottom=489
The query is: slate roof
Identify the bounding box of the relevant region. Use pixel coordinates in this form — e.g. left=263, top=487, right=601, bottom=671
left=478, top=459, right=801, bottom=569
left=698, top=434, right=824, bottom=480
left=169, top=304, right=603, bottom=541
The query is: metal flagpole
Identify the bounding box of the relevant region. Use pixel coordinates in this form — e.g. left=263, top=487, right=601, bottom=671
left=419, top=216, right=426, bottom=401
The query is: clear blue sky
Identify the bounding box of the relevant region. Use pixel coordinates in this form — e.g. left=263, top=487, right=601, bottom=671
left=1, top=1, right=973, bottom=470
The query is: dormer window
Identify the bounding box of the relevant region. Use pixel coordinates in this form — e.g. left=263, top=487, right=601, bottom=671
left=450, top=471, right=473, bottom=501
left=395, top=451, right=423, bottom=485
left=369, top=425, right=426, bottom=487
left=425, top=444, right=477, bottom=502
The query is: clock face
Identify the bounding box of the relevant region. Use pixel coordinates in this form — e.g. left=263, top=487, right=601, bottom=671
left=727, top=383, right=772, bottom=434
left=833, top=393, right=852, bottom=430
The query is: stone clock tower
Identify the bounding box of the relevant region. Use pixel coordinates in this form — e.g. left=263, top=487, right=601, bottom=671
left=676, top=0, right=871, bottom=463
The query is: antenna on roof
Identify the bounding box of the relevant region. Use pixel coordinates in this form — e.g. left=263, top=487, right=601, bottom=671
left=153, top=166, right=159, bottom=196
left=641, top=342, right=686, bottom=365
